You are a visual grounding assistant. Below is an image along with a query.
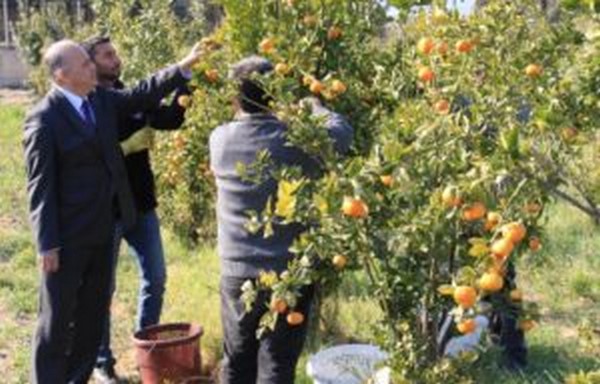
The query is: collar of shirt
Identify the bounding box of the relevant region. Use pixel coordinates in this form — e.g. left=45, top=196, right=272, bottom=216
left=53, top=83, right=88, bottom=117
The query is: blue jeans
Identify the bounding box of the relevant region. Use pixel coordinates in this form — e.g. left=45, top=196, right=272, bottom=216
left=96, top=210, right=167, bottom=369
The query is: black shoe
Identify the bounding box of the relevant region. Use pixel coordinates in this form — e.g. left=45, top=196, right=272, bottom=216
left=93, top=365, right=120, bottom=384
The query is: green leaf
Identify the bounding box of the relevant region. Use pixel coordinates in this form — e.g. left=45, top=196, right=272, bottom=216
left=500, top=126, right=520, bottom=159
left=256, top=311, right=278, bottom=339
left=274, top=179, right=304, bottom=220
left=437, top=284, right=455, bottom=296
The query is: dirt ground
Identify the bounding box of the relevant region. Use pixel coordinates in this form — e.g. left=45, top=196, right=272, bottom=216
left=0, top=88, right=35, bottom=105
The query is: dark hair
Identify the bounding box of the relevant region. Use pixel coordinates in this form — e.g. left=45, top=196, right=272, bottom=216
left=229, top=56, right=274, bottom=114
left=238, top=79, right=272, bottom=114
left=81, top=35, right=111, bottom=59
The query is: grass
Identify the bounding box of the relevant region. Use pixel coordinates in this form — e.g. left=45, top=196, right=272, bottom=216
left=0, top=100, right=599, bottom=383
left=0, top=103, right=36, bottom=384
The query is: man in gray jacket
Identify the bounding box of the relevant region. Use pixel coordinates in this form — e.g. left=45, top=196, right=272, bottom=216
left=209, top=56, right=353, bottom=384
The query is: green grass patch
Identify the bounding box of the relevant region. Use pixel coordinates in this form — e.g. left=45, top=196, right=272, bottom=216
left=0, top=104, right=28, bottom=237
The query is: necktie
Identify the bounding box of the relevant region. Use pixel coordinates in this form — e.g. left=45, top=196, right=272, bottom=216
left=80, top=99, right=96, bottom=134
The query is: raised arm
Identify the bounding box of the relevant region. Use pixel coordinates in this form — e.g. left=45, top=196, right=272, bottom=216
left=146, top=87, right=190, bottom=131
left=109, top=65, right=188, bottom=117
left=321, top=110, right=353, bottom=155
left=111, top=43, right=203, bottom=118
left=304, top=97, right=354, bottom=154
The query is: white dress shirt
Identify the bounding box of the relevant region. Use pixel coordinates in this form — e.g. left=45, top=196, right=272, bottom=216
left=53, top=84, right=90, bottom=121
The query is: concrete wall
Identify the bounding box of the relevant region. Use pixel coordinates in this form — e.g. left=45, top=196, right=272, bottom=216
left=0, top=46, right=28, bottom=88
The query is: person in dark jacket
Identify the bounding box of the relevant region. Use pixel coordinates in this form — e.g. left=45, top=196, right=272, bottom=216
left=453, top=93, right=529, bottom=370
left=81, top=35, right=190, bottom=383
left=23, top=39, right=201, bottom=384
left=209, top=56, right=353, bottom=384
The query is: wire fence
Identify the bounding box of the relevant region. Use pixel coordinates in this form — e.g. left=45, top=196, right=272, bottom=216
left=1, top=0, right=90, bottom=47
left=1, top=0, right=13, bottom=46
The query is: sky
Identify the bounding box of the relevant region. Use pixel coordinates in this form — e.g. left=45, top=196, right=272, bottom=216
left=382, top=0, right=476, bottom=17
left=446, top=0, right=476, bottom=15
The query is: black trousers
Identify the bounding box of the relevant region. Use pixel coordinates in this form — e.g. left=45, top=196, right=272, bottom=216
left=220, top=276, right=314, bottom=384
left=31, top=243, right=114, bottom=384
left=489, top=262, right=528, bottom=368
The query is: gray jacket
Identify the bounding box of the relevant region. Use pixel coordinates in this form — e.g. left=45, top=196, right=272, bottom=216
left=209, top=108, right=353, bottom=277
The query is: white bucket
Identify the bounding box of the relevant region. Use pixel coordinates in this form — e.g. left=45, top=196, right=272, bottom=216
left=306, top=344, right=390, bottom=384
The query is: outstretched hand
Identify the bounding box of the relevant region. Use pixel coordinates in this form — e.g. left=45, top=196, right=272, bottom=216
left=40, top=249, right=59, bottom=273
left=178, top=42, right=204, bottom=72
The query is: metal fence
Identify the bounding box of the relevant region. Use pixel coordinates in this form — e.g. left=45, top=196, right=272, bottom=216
left=0, top=0, right=91, bottom=46
left=1, top=0, right=13, bottom=46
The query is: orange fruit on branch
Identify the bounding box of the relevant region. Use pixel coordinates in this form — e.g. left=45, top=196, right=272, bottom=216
left=529, top=237, right=541, bottom=252
left=501, top=222, right=527, bottom=244
left=380, top=175, right=394, bottom=187
left=417, top=37, right=435, bottom=55
left=309, top=80, right=324, bottom=95
left=485, top=211, right=502, bottom=231
left=327, top=26, right=343, bottom=40
left=462, top=202, right=487, bottom=221
left=491, top=237, right=514, bottom=261
left=479, top=271, right=504, bottom=292
left=259, top=37, right=276, bottom=54
left=342, top=196, right=369, bottom=218
left=177, top=95, right=191, bottom=108
left=270, top=298, right=288, bottom=314
left=418, top=67, right=435, bottom=83
left=332, top=254, right=348, bottom=270
left=204, top=69, right=219, bottom=83
left=331, top=79, right=347, bottom=95
left=287, top=311, right=305, bottom=326
left=457, top=319, right=477, bottom=334
left=434, top=99, right=450, bottom=115
left=453, top=286, right=478, bottom=309
left=275, top=62, right=291, bottom=76
left=455, top=39, right=474, bottom=53
left=525, top=64, right=543, bottom=78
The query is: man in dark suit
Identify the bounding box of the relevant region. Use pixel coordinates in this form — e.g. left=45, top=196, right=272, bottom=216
left=79, top=35, right=189, bottom=383
left=23, top=39, right=201, bottom=384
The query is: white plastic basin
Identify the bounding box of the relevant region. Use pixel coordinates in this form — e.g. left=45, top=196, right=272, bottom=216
left=306, top=344, right=390, bottom=384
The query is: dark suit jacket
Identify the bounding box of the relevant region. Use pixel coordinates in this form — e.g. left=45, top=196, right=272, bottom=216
left=23, top=65, right=187, bottom=253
